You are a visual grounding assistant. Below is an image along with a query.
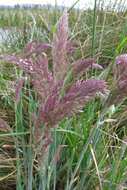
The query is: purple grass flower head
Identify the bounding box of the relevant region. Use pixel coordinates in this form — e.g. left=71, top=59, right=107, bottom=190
left=23, top=41, right=51, bottom=58
left=115, top=54, right=127, bottom=92
left=1, top=54, right=54, bottom=102
left=52, top=10, right=68, bottom=80
left=35, top=80, right=63, bottom=128
left=30, top=55, right=54, bottom=101
left=72, top=58, right=103, bottom=78
left=36, top=79, right=106, bottom=127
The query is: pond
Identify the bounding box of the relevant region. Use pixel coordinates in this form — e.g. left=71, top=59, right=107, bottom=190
left=0, top=28, right=10, bottom=43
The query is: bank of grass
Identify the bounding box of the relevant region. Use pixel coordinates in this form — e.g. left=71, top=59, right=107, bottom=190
left=0, top=2, right=127, bottom=190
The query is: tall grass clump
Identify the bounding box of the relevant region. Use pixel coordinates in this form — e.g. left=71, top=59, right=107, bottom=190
left=0, top=10, right=107, bottom=189
left=1, top=3, right=127, bottom=190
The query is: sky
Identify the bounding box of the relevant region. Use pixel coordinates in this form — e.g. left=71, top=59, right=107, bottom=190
left=0, top=0, right=127, bottom=10
left=0, top=0, right=93, bottom=8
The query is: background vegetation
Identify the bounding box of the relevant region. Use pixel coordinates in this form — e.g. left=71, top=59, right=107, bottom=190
left=0, top=0, right=127, bottom=189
